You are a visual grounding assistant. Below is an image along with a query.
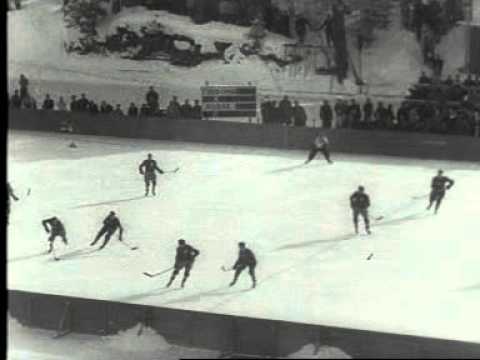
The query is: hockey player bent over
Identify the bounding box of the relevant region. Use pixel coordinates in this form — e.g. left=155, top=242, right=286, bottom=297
left=166, top=239, right=200, bottom=288
left=427, top=170, right=454, bottom=214
left=7, top=182, right=19, bottom=225
left=229, top=242, right=257, bottom=288
left=305, top=134, right=333, bottom=164
left=350, top=186, right=371, bottom=235
left=90, top=211, right=124, bottom=250
left=42, top=217, right=68, bottom=254
left=139, top=153, right=164, bottom=196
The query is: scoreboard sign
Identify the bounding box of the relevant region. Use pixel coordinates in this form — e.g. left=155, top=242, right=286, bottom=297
left=201, top=85, right=257, bottom=118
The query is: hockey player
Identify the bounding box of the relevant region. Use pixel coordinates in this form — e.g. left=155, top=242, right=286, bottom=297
left=350, top=186, right=371, bottom=235
left=7, top=182, right=19, bottom=224
left=138, top=153, right=164, bottom=196
left=305, top=134, right=333, bottom=164
left=427, top=170, right=454, bottom=214
left=229, top=242, right=257, bottom=288
left=90, top=211, right=124, bottom=250
left=42, top=217, right=68, bottom=254
left=166, top=239, right=200, bottom=288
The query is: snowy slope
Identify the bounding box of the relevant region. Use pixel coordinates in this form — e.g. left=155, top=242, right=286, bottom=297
left=7, top=131, right=480, bottom=344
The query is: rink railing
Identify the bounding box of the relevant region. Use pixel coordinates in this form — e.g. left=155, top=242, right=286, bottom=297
left=8, top=109, right=480, bottom=162
left=8, top=290, right=480, bottom=358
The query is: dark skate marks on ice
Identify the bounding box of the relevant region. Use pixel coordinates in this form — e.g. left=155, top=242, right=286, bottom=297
left=50, top=247, right=98, bottom=261
left=72, top=196, right=145, bottom=209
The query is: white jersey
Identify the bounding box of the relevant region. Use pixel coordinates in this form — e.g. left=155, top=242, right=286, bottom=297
left=314, top=136, right=328, bottom=148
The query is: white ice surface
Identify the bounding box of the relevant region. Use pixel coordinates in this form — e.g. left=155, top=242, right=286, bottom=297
left=7, top=130, right=480, bottom=344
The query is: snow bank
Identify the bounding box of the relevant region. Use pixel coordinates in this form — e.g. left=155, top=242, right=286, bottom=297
left=288, top=343, right=352, bottom=359
left=97, top=6, right=290, bottom=57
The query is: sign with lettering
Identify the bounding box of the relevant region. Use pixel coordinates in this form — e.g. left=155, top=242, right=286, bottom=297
left=201, top=86, right=257, bottom=118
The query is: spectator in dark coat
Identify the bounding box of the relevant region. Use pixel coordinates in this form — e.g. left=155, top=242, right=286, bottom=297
left=70, top=95, right=78, bottom=112
left=100, top=101, right=113, bottom=114
left=10, top=90, right=22, bottom=109
left=42, top=94, right=55, bottom=110
left=261, top=98, right=270, bottom=124
left=278, top=95, right=293, bottom=125
left=363, top=98, right=373, bottom=126
left=347, top=99, right=361, bottom=128
left=320, top=100, right=333, bottom=129
left=113, top=104, right=124, bottom=116
left=167, top=96, right=181, bottom=118
left=89, top=100, right=99, bottom=114
left=192, top=99, right=202, bottom=119
left=140, top=103, right=150, bottom=116
left=19, top=74, right=29, bottom=101
left=396, top=102, right=409, bottom=130
left=77, top=93, right=90, bottom=112
left=270, top=100, right=279, bottom=124
left=386, top=104, right=395, bottom=129
left=293, top=100, right=307, bottom=127
left=128, top=103, right=139, bottom=117
left=374, top=102, right=387, bottom=129
left=334, top=99, right=345, bottom=128
left=146, top=86, right=159, bottom=113
left=57, top=96, right=67, bottom=111
left=418, top=71, right=431, bottom=84
left=180, top=99, right=193, bottom=118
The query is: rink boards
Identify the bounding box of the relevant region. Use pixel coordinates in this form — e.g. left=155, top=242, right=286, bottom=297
left=8, top=289, right=480, bottom=358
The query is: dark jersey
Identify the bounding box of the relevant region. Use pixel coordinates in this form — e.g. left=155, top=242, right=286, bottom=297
left=431, top=175, right=454, bottom=192
left=234, top=248, right=257, bottom=268
left=175, top=244, right=200, bottom=263
left=139, top=159, right=163, bottom=175
left=103, top=215, right=121, bottom=230
left=350, top=191, right=370, bottom=210
left=43, top=217, right=65, bottom=233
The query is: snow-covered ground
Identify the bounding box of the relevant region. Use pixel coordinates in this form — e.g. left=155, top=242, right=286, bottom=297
left=7, top=130, right=480, bottom=345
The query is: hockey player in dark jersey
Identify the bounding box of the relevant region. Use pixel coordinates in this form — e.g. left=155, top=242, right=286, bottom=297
left=350, top=186, right=371, bottom=235
left=166, top=239, right=200, bottom=288
left=90, top=211, right=124, bottom=250
left=139, top=153, right=164, bottom=196
left=427, top=170, right=454, bottom=214
left=305, top=134, right=333, bottom=164
left=42, top=217, right=68, bottom=253
left=7, top=182, right=19, bottom=225
left=229, top=242, right=257, bottom=288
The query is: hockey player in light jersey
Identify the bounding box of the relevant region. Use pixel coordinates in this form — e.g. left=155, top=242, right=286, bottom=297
left=138, top=153, right=164, bottom=196
left=350, top=186, right=371, bottom=235
left=42, top=217, right=68, bottom=254
left=305, top=134, right=333, bottom=164
left=427, top=170, right=454, bottom=214
left=166, top=239, right=200, bottom=288
left=229, top=242, right=257, bottom=288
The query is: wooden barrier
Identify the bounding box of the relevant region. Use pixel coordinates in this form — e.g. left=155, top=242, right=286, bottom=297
left=7, top=290, right=480, bottom=358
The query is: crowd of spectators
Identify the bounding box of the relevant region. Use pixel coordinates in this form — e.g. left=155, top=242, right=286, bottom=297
left=9, top=76, right=203, bottom=121
left=9, top=74, right=480, bottom=137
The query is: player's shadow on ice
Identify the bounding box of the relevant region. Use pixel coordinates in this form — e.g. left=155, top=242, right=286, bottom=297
left=8, top=251, right=47, bottom=263
left=268, top=162, right=323, bottom=174
left=375, top=212, right=430, bottom=228
left=160, top=286, right=251, bottom=306
left=116, top=288, right=182, bottom=302
left=275, top=234, right=355, bottom=252
left=72, top=196, right=145, bottom=209
left=50, top=248, right=98, bottom=262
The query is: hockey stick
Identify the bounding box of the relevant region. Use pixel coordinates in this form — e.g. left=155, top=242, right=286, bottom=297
left=143, top=267, right=174, bottom=278
left=118, top=239, right=138, bottom=251
left=221, top=266, right=234, bottom=272
left=165, top=167, right=179, bottom=174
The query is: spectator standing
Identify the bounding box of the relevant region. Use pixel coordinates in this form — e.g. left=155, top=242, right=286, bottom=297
left=42, top=94, right=55, bottom=110
left=270, top=100, right=279, bottom=124
left=192, top=99, right=202, bottom=119
left=180, top=99, right=193, bottom=118
left=146, top=86, right=159, bottom=114
left=77, top=93, right=90, bottom=112
left=363, top=98, right=373, bottom=127
left=19, top=74, right=29, bottom=102
left=293, top=100, right=307, bottom=127
left=334, top=98, right=345, bottom=128
left=10, top=90, right=22, bottom=109
left=474, top=110, right=480, bottom=137
left=140, top=103, right=150, bottom=117
left=319, top=100, right=333, bottom=129
left=278, top=95, right=293, bottom=125
left=418, top=71, right=432, bottom=84
left=89, top=100, right=99, bottom=114
left=70, top=95, right=78, bottom=112
left=113, top=104, right=124, bottom=116
left=22, top=94, right=37, bottom=109
left=57, top=96, right=67, bottom=111
left=396, top=101, right=409, bottom=130
left=261, top=98, right=270, bottom=124
left=167, top=96, right=181, bottom=118
left=347, top=99, right=361, bottom=128
left=374, top=102, right=387, bottom=129
left=128, top=103, right=139, bottom=117
left=386, top=104, right=395, bottom=129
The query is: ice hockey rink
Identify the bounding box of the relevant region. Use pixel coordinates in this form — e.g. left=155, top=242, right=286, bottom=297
left=7, top=130, right=480, bottom=344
